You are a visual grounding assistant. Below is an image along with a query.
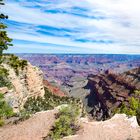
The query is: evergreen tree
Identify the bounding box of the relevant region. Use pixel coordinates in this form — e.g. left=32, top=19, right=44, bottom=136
left=0, top=0, right=13, bottom=62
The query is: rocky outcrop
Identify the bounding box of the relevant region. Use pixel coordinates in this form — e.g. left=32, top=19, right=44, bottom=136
left=1, top=62, right=45, bottom=112
left=85, top=68, right=140, bottom=120
left=63, top=114, right=140, bottom=140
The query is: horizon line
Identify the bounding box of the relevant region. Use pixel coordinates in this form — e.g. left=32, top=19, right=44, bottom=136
left=4, top=53, right=140, bottom=56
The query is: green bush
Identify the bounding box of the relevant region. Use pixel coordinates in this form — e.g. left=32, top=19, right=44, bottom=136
left=0, top=93, right=14, bottom=126
left=18, top=109, right=31, bottom=122
left=134, top=90, right=140, bottom=96
left=0, top=119, right=4, bottom=126
left=7, top=54, right=27, bottom=75
left=115, top=97, right=139, bottom=116
left=113, top=90, right=140, bottom=124
left=0, top=66, right=11, bottom=88
left=0, top=93, right=14, bottom=118
left=119, top=97, right=139, bottom=116
left=47, top=104, right=80, bottom=140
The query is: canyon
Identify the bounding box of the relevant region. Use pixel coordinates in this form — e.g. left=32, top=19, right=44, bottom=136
left=18, top=54, right=140, bottom=119
left=0, top=54, right=140, bottom=140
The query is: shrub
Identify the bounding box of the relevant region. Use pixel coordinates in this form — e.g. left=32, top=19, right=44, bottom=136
left=114, top=90, right=140, bottom=126
left=0, top=66, right=11, bottom=88
left=116, top=97, right=139, bottom=116
left=0, top=93, right=14, bottom=118
left=7, top=54, right=27, bottom=75
left=0, top=93, right=14, bottom=126
left=47, top=104, right=80, bottom=140
left=18, top=109, right=31, bottom=122
left=134, top=90, right=140, bottom=97
left=0, top=119, right=4, bottom=126
left=23, top=88, right=82, bottom=115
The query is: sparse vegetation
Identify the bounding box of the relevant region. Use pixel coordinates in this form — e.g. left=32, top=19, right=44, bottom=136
left=133, top=90, right=140, bottom=97
left=45, top=104, right=80, bottom=140
left=0, top=118, right=4, bottom=126
left=117, top=97, right=139, bottom=116
left=0, top=54, right=27, bottom=88
left=7, top=54, right=27, bottom=75
left=18, top=109, right=31, bottom=122
left=19, top=88, right=82, bottom=121
left=114, top=97, right=139, bottom=116
left=114, top=90, right=140, bottom=125
left=0, top=66, right=11, bottom=88
left=0, top=93, right=14, bottom=126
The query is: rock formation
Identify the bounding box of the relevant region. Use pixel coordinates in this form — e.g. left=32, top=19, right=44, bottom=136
left=63, top=114, right=140, bottom=140
left=0, top=62, right=45, bottom=112
left=85, top=68, right=140, bottom=120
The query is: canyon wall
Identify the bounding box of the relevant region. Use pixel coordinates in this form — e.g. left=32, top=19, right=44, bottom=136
left=0, top=62, right=45, bottom=112
left=86, top=68, right=140, bottom=120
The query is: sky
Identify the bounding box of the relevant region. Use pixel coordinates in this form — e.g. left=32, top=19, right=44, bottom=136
left=1, top=0, right=140, bottom=54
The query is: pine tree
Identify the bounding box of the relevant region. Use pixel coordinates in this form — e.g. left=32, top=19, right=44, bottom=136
left=0, top=0, right=13, bottom=62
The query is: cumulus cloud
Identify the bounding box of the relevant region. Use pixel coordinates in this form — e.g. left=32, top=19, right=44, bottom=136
left=2, top=0, right=140, bottom=54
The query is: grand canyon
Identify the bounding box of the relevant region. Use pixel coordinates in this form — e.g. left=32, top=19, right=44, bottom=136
left=1, top=0, right=140, bottom=139
left=18, top=54, right=140, bottom=120
left=0, top=54, right=140, bottom=140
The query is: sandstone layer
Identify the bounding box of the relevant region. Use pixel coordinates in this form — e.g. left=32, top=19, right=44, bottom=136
left=1, top=63, right=45, bottom=112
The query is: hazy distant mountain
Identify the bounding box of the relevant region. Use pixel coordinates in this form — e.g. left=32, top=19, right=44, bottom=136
left=17, top=54, right=140, bottom=85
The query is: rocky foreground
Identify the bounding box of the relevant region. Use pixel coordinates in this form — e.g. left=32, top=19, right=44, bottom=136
left=0, top=107, right=139, bottom=140
left=0, top=108, right=58, bottom=140
left=64, top=114, right=140, bottom=140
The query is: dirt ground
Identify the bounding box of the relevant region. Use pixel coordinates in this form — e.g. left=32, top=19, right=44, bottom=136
left=0, top=110, right=140, bottom=140
left=0, top=109, right=58, bottom=140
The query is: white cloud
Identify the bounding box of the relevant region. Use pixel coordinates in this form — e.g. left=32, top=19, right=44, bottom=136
left=3, top=0, right=140, bottom=54
left=86, top=0, right=140, bottom=45
left=3, top=2, right=90, bottom=29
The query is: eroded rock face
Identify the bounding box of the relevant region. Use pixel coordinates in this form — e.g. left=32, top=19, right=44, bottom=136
left=2, top=63, right=45, bottom=112
left=85, top=68, right=140, bottom=120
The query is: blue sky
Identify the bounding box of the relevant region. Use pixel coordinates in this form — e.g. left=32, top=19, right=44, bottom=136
left=2, top=0, right=140, bottom=54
